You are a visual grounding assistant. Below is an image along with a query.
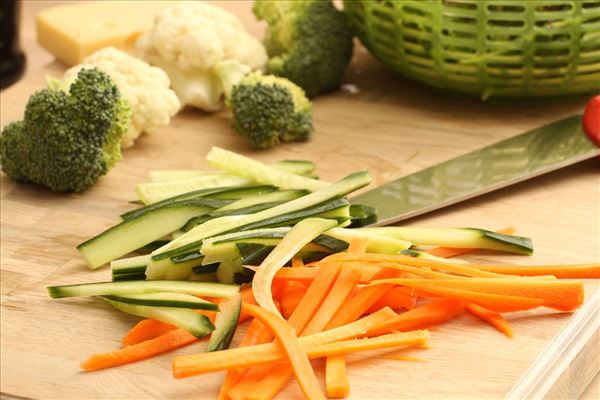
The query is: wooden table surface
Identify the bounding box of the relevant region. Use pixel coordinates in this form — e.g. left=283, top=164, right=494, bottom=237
left=1, top=1, right=599, bottom=399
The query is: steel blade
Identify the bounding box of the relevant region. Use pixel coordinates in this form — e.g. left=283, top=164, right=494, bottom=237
left=352, top=115, right=600, bottom=226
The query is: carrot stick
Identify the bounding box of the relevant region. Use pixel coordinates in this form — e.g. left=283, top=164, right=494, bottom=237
left=308, top=331, right=430, bottom=358
left=273, top=264, right=381, bottom=284
left=122, top=319, right=176, bottom=347
left=372, top=278, right=584, bottom=311
left=370, top=280, right=544, bottom=313
left=347, top=236, right=369, bottom=253
left=366, top=287, right=417, bottom=313
left=281, top=282, right=308, bottom=319
left=292, top=257, right=305, bottom=268
left=243, top=304, right=325, bottom=400
left=83, top=329, right=197, bottom=371
left=174, top=307, right=396, bottom=378
left=366, top=297, right=465, bottom=337
left=427, top=227, right=515, bottom=258
left=466, top=304, right=514, bottom=338
left=326, top=355, right=350, bottom=398
left=474, top=263, right=600, bottom=279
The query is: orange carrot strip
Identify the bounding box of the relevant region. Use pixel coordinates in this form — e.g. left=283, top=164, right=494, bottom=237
left=427, top=227, right=515, bottom=258
left=174, top=307, right=396, bottom=378
left=367, top=287, right=417, bottom=313
left=474, top=263, right=600, bottom=279
left=326, top=354, right=350, bottom=398
left=273, top=264, right=381, bottom=284
left=177, top=329, right=429, bottom=380
left=243, top=304, right=325, bottom=400
left=122, top=319, right=176, bottom=347
left=324, top=253, right=508, bottom=278
left=292, top=257, right=305, bottom=268
left=373, top=278, right=584, bottom=311
left=234, top=265, right=363, bottom=399
left=370, top=280, right=544, bottom=313
left=367, top=297, right=465, bottom=337
left=281, top=282, right=309, bottom=319
left=83, top=329, right=196, bottom=371
left=466, top=303, right=514, bottom=338
left=347, top=236, right=369, bottom=253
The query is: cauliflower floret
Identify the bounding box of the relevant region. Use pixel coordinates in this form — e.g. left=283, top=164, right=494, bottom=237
left=65, top=47, right=181, bottom=148
left=136, top=2, right=267, bottom=112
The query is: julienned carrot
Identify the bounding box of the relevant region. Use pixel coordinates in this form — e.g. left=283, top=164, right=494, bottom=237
left=343, top=260, right=464, bottom=280
left=370, top=280, right=544, bottom=313
left=303, top=267, right=363, bottom=335
left=366, top=297, right=465, bottom=337
left=83, top=328, right=197, bottom=371
left=122, top=319, right=176, bottom=347
left=323, top=253, right=509, bottom=278
left=474, top=263, right=600, bottom=279
left=281, top=282, right=308, bottom=319
left=427, top=227, right=515, bottom=258
left=243, top=304, right=325, bottom=400
left=229, top=262, right=343, bottom=396
left=347, top=236, right=369, bottom=254
left=176, top=329, right=429, bottom=379
left=373, top=278, right=584, bottom=311
left=292, top=257, right=305, bottom=268
left=218, top=318, right=274, bottom=400
left=273, top=264, right=381, bottom=284
left=173, top=308, right=396, bottom=378
left=326, top=355, right=349, bottom=398
left=366, top=287, right=417, bottom=313
left=466, top=304, right=514, bottom=338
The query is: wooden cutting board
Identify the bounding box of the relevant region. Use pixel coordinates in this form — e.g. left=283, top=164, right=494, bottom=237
left=1, top=2, right=598, bottom=399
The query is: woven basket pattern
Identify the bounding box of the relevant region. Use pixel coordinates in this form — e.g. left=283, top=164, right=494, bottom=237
left=344, top=0, right=600, bottom=98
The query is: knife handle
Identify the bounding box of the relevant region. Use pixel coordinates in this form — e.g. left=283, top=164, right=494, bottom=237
left=583, top=95, right=600, bottom=147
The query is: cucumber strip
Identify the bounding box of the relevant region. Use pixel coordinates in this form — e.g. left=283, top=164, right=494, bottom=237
left=206, top=293, right=242, bottom=352
left=47, top=280, right=239, bottom=299
left=253, top=218, right=338, bottom=315
left=150, top=171, right=371, bottom=263
left=216, top=190, right=309, bottom=212
left=192, top=263, right=219, bottom=275
left=348, top=204, right=378, bottom=227
left=182, top=201, right=287, bottom=232
left=122, top=186, right=275, bottom=221
left=188, top=271, right=218, bottom=282
left=137, top=175, right=251, bottom=204
left=326, top=228, right=411, bottom=253
left=139, top=240, right=172, bottom=253
left=78, top=201, right=215, bottom=269
left=103, top=292, right=218, bottom=310
left=111, top=255, right=150, bottom=275
left=164, top=256, right=204, bottom=280
left=112, top=272, right=147, bottom=281
left=149, top=160, right=317, bottom=182
left=206, top=147, right=329, bottom=191
left=359, top=227, right=533, bottom=255
left=104, top=299, right=214, bottom=338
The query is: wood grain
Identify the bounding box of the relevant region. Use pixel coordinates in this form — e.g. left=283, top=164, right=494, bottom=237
left=1, top=1, right=599, bottom=399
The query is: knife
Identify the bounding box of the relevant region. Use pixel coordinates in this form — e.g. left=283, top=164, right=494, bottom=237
left=352, top=97, right=600, bottom=227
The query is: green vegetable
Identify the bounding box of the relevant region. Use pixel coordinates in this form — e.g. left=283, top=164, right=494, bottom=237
left=0, top=68, right=131, bottom=192
left=227, top=72, right=313, bottom=149
left=253, top=0, right=354, bottom=97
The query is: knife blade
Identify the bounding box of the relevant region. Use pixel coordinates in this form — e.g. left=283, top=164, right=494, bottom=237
left=351, top=115, right=600, bottom=227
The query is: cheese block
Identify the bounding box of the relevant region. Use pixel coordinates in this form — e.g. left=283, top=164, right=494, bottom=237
left=36, top=1, right=179, bottom=66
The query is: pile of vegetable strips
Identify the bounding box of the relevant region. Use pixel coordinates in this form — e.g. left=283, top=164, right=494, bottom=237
left=46, top=147, right=600, bottom=399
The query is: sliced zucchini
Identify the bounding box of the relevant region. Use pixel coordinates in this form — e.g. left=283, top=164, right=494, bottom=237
left=137, top=175, right=250, bottom=204
left=360, top=227, right=533, bottom=255
left=122, top=185, right=275, bottom=221
left=47, top=280, right=239, bottom=299
left=326, top=228, right=411, bottom=253
left=103, top=292, right=219, bottom=310
left=216, top=189, right=309, bottom=213
left=206, top=147, right=329, bottom=192
left=151, top=171, right=371, bottom=263
left=112, top=272, right=147, bottom=281
left=78, top=201, right=216, bottom=269
left=274, top=160, right=317, bottom=177
left=111, top=255, right=150, bottom=276
left=104, top=298, right=214, bottom=338
left=192, top=263, right=219, bottom=275
left=206, top=293, right=242, bottom=352
left=348, top=204, right=378, bottom=227
left=253, top=218, right=338, bottom=315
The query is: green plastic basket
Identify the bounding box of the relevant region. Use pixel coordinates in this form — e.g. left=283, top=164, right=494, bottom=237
left=344, top=0, right=600, bottom=99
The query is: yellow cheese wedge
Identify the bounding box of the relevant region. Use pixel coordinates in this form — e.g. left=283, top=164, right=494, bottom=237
left=36, top=1, right=178, bottom=66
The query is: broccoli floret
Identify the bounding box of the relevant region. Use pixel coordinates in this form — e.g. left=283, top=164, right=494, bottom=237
left=0, top=68, right=131, bottom=192
left=227, top=72, right=312, bottom=149
left=253, top=0, right=354, bottom=97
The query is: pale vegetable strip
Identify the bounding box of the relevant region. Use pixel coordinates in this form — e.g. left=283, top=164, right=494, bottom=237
left=173, top=307, right=395, bottom=378
left=253, top=218, right=337, bottom=316
left=243, top=304, right=325, bottom=400
left=426, top=227, right=515, bottom=258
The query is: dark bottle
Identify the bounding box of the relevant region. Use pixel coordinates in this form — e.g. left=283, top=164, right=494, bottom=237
left=1, top=0, right=26, bottom=90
